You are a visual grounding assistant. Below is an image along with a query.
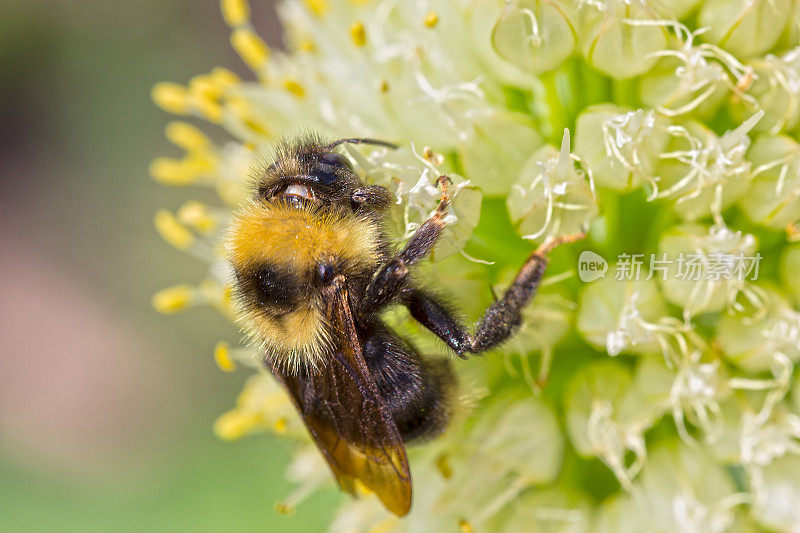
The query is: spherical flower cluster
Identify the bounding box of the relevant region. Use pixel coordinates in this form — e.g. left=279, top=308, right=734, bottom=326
left=152, top=1, right=800, bottom=530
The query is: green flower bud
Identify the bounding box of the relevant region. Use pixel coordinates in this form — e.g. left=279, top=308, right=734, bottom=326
left=459, top=110, right=544, bottom=196
left=491, top=0, right=577, bottom=74
left=739, top=134, right=800, bottom=230
left=751, top=455, right=800, bottom=530
left=650, top=0, right=702, bottom=19
left=657, top=223, right=759, bottom=318
left=698, top=0, right=791, bottom=58
left=500, top=486, right=591, bottom=532
left=574, top=105, right=669, bottom=191
left=734, top=50, right=800, bottom=135
left=564, top=361, right=649, bottom=489
left=639, top=22, right=753, bottom=119
left=780, top=244, right=800, bottom=303
left=638, top=443, right=741, bottom=532
left=578, top=1, right=667, bottom=79
left=592, top=495, right=648, bottom=533
left=468, top=392, right=564, bottom=484
left=717, top=288, right=800, bottom=372
left=506, top=129, right=597, bottom=242
left=576, top=275, right=669, bottom=356
left=654, top=116, right=761, bottom=221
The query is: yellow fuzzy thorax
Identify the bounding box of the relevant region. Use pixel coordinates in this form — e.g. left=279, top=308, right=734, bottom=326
left=226, top=199, right=384, bottom=371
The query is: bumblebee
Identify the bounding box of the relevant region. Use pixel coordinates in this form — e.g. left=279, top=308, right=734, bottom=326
left=226, top=134, right=581, bottom=516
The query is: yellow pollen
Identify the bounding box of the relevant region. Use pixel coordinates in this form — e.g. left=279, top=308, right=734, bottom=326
left=273, top=417, right=288, bottom=433
left=424, top=11, right=439, bottom=28
left=152, top=284, right=194, bottom=313
left=298, top=39, right=315, bottom=52
left=379, top=79, right=389, bottom=93
left=152, top=82, right=190, bottom=115
left=274, top=502, right=295, bottom=515
left=221, top=0, right=250, bottom=27
left=154, top=209, right=195, bottom=250
left=282, top=78, right=306, bottom=98
left=231, top=28, right=270, bottom=70
left=422, top=146, right=445, bottom=165
left=458, top=519, right=473, bottom=533
left=165, top=122, right=211, bottom=152
left=214, top=341, right=237, bottom=372
left=435, top=453, right=452, bottom=479
left=304, top=0, right=328, bottom=16
left=350, top=21, right=367, bottom=47
left=788, top=222, right=800, bottom=242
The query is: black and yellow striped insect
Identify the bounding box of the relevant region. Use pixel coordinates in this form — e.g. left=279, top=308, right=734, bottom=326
left=226, top=134, right=580, bottom=516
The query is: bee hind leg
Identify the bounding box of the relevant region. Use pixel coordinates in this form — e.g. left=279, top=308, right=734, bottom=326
left=403, top=231, right=585, bottom=356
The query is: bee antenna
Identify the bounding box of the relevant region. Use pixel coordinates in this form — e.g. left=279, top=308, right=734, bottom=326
left=329, top=137, right=399, bottom=150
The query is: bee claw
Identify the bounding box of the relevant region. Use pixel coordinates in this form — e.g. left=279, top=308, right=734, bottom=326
left=535, top=230, right=586, bottom=256
left=434, top=175, right=453, bottom=214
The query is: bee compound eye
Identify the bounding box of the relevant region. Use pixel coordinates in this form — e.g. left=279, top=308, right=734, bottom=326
left=315, top=152, right=352, bottom=186
left=318, top=152, right=352, bottom=169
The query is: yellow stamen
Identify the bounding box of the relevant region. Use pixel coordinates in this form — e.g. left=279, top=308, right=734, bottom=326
left=231, top=28, right=270, bottom=70
left=424, top=11, right=439, bottom=28
left=190, top=95, right=224, bottom=123
left=165, top=122, right=211, bottom=152
left=177, top=200, right=216, bottom=234
left=221, top=0, right=250, bottom=27
left=152, top=82, right=190, bottom=115
left=209, top=67, right=240, bottom=88
left=304, top=0, right=328, bottom=16
left=379, top=79, right=389, bottom=93
left=188, top=74, right=220, bottom=101
left=154, top=209, right=195, bottom=250
left=152, top=284, right=194, bottom=313
left=273, top=417, right=288, bottom=433
left=214, top=341, right=237, bottom=372
left=458, top=519, right=473, bottom=533
left=214, top=410, right=263, bottom=440
left=282, top=78, right=306, bottom=98
left=350, top=21, right=367, bottom=47
left=149, top=157, right=202, bottom=186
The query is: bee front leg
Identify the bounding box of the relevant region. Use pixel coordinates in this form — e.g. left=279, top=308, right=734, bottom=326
left=403, top=232, right=585, bottom=357
left=360, top=177, right=452, bottom=315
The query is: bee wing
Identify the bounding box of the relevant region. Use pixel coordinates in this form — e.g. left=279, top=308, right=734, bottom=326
left=266, top=286, right=412, bottom=516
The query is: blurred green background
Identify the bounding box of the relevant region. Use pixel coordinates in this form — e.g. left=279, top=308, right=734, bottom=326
left=0, top=1, right=336, bottom=531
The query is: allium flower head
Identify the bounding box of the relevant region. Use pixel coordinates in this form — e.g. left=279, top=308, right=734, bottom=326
left=152, top=1, right=800, bottom=530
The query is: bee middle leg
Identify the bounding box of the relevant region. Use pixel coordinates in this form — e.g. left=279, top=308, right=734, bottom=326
left=403, top=233, right=584, bottom=357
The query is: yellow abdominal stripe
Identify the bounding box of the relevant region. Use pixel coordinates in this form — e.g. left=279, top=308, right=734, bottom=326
left=227, top=200, right=383, bottom=371
left=239, top=304, right=332, bottom=373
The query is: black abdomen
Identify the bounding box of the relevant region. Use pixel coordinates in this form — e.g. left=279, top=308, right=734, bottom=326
left=360, top=322, right=455, bottom=443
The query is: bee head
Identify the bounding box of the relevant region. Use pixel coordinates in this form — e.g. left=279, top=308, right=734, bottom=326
left=256, top=135, right=396, bottom=212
